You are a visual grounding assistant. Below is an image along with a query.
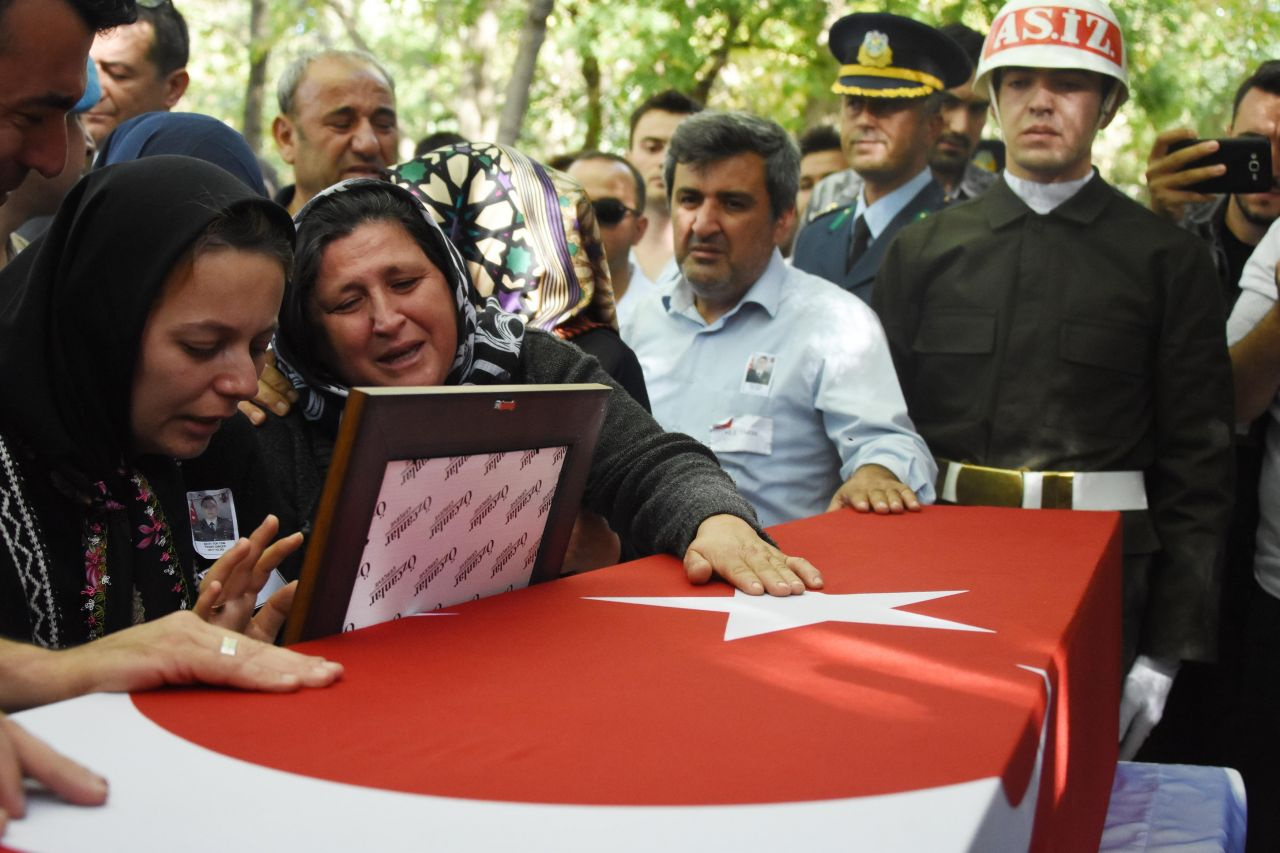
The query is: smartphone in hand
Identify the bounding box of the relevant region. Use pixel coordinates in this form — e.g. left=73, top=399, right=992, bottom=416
left=1168, top=137, right=1272, bottom=194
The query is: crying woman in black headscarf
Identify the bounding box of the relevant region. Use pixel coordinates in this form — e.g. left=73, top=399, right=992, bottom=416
left=0, top=156, right=334, bottom=683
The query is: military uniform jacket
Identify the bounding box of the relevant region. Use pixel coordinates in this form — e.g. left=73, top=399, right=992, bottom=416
left=873, top=176, right=1233, bottom=663
left=793, top=178, right=946, bottom=304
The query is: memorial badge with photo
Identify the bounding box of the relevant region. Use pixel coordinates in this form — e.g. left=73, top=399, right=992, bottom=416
left=187, top=488, right=239, bottom=560
left=741, top=352, right=777, bottom=396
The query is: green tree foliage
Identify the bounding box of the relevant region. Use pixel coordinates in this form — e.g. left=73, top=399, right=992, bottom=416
left=177, top=0, right=1277, bottom=195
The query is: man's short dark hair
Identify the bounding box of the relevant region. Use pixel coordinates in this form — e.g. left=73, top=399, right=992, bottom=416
left=137, top=1, right=187, bottom=76
left=1233, top=60, right=1280, bottom=121
left=277, top=49, right=396, bottom=117
left=664, top=111, right=799, bottom=220
left=798, top=125, right=841, bottom=157
left=414, top=130, right=467, bottom=159
left=628, top=89, right=703, bottom=147
left=544, top=151, right=578, bottom=171
left=0, top=0, right=135, bottom=44
left=200, top=495, right=217, bottom=508
left=571, top=150, right=646, bottom=211
left=939, top=23, right=985, bottom=68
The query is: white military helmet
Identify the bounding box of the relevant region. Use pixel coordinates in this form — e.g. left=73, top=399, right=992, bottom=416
left=975, top=0, right=1129, bottom=115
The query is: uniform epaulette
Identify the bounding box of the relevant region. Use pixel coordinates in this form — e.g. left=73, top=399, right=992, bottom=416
left=813, top=205, right=853, bottom=232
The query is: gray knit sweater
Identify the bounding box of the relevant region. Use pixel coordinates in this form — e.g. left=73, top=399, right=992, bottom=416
left=184, top=331, right=763, bottom=579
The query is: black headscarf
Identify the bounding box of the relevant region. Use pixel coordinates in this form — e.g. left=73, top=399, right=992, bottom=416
left=274, top=179, right=526, bottom=439
left=0, top=155, right=294, bottom=644
left=96, top=111, right=269, bottom=197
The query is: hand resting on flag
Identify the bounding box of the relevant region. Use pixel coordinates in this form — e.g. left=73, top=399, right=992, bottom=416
left=684, top=514, right=823, bottom=596
left=826, top=463, right=923, bottom=515
left=0, top=613, right=344, bottom=714
left=0, top=713, right=107, bottom=838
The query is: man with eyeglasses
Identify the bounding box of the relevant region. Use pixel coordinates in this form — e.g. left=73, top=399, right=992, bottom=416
left=83, top=0, right=188, bottom=145
left=567, top=152, right=651, bottom=327
left=792, top=13, right=971, bottom=304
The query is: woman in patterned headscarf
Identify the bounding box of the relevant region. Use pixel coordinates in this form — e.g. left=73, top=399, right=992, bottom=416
left=193, top=178, right=822, bottom=598
left=388, top=142, right=648, bottom=409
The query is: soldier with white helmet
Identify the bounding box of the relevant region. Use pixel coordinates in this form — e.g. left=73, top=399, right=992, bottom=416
left=872, top=0, right=1233, bottom=760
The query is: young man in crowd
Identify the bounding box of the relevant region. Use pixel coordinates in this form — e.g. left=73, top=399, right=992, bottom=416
left=1137, top=59, right=1280, bottom=777
left=873, top=0, right=1233, bottom=764
left=625, top=89, right=702, bottom=286
left=83, top=0, right=188, bottom=144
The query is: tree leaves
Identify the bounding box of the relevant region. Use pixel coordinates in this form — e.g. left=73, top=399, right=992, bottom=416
left=179, top=0, right=1276, bottom=196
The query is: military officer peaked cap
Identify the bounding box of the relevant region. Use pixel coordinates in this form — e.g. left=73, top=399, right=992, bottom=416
left=829, top=13, right=972, bottom=99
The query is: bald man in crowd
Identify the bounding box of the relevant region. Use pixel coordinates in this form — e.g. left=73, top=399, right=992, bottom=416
left=271, top=49, right=400, bottom=215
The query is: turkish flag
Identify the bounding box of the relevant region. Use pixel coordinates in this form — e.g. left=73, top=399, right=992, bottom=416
left=6, top=506, right=1119, bottom=852
left=127, top=506, right=1120, bottom=850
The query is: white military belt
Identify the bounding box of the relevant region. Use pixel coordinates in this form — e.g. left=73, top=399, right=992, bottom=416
left=937, top=459, right=1148, bottom=511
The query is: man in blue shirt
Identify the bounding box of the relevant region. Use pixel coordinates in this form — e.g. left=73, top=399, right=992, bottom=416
left=792, top=13, right=972, bottom=303
left=626, top=111, right=935, bottom=527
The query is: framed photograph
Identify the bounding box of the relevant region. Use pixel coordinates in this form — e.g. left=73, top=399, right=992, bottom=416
left=284, top=383, right=611, bottom=644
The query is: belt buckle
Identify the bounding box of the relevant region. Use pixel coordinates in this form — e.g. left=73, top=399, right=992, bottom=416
left=954, top=464, right=1024, bottom=508
left=1041, top=472, right=1075, bottom=509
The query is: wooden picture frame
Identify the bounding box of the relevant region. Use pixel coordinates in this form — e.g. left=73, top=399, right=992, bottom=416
left=284, top=383, right=611, bottom=644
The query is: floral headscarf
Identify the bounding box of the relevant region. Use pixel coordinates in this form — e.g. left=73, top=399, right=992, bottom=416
left=389, top=142, right=617, bottom=339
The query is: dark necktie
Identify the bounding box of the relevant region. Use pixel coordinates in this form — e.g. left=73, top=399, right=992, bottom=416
left=846, top=215, right=871, bottom=273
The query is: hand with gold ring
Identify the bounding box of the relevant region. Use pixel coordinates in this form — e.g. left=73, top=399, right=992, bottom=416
left=0, top=612, right=343, bottom=713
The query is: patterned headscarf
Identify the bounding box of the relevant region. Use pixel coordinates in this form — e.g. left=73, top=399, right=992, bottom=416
left=389, top=142, right=617, bottom=339
left=274, top=178, right=527, bottom=439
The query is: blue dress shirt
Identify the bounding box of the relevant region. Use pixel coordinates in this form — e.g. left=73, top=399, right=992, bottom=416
left=627, top=250, right=937, bottom=526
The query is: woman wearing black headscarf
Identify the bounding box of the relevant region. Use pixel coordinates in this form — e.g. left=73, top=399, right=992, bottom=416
left=0, top=156, right=341, bottom=711
left=194, top=179, right=822, bottom=597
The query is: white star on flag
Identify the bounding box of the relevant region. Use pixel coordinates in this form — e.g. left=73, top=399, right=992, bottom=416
left=585, top=590, right=994, bottom=641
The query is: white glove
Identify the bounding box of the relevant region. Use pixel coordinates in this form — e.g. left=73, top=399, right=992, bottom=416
left=1118, top=655, right=1180, bottom=760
